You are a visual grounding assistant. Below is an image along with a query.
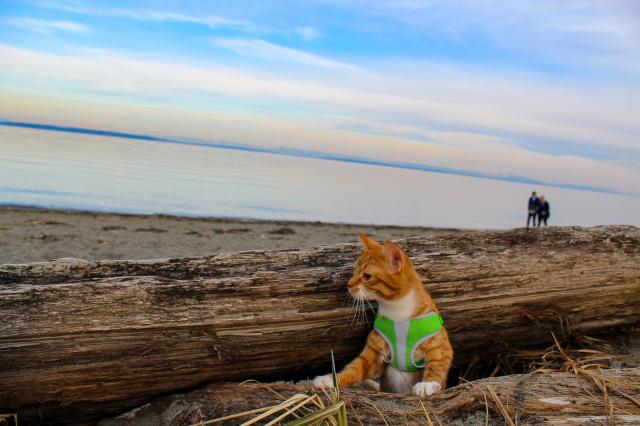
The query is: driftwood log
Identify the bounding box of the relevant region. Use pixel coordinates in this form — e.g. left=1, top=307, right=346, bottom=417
left=1, top=226, right=639, bottom=423
left=100, top=367, right=640, bottom=425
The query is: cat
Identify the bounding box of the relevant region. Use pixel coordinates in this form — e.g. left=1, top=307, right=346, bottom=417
left=313, top=232, right=453, bottom=397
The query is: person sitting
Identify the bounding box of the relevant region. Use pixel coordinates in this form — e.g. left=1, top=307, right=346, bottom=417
left=527, top=191, right=540, bottom=228
left=538, top=196, right=550, bottom=227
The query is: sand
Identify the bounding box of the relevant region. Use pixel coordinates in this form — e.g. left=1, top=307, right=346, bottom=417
left=0, top=207, right=456, bottom=264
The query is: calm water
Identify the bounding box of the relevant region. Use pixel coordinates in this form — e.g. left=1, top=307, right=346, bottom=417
left=2, top=126, right=639, bottom=228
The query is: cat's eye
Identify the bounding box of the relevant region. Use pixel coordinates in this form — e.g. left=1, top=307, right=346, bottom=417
left=362, top=273, right=372, bottom=281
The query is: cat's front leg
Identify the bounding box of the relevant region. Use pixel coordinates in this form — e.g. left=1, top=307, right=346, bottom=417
left=413, top=332, right=453, bottom=397
left=313, top=330, right=387, bottom=389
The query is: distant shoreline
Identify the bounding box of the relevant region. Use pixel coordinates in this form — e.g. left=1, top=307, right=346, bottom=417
left=1, top=120, right=623, bottom=196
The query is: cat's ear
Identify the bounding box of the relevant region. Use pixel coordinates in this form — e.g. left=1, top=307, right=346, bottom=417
left=358, top=232, right=380, bottom=250
left=382, top=241, right=404, bottom=272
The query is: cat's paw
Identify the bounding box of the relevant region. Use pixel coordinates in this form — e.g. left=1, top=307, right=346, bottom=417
left=413, top=381, right=441, bottom=397
left=312, top=374, right=335, bottom=389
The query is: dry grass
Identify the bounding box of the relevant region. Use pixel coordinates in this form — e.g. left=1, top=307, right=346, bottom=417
left=485, top=385, right=516, bottom=426
left=191, top=351, right=348, bottom=426
left=192, top=333, right=638, bottom=425
left=460, top=332, right=638, bottom=382
left=0, top=413, right=18, bottom=426
left=467, top=332, right=640, bottom=426
left=189, top=387, right=346, bottom=426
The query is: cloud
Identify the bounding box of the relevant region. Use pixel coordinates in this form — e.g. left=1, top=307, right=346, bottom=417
left=28, top=1, right=639, bottom=75
left=211, top=38, right=359, bottom=71
left=335, top=0, right=640, bottom=74
left=7, top=17, right=90, bottom=35
left=28, top=1, right=254, bottom=31
left=109, top=10, right=253, bottom=30
left=1, top=44, right=637, bottom=157
left=295, top=26, right=320, bottom=40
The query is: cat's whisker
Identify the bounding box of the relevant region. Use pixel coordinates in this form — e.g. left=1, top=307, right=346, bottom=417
left=353, top=302, right=361, bottom=327
left=365, top=299, right=376, bottom=322
left=349, top=295, right=360, bottom=325
left=351, top=296, right=361, bottom=326
left=351, top=297, right=359, bottom=326
left=349, top=295, right=359, bottom=327
left=348, top=298, right=355, bottom=326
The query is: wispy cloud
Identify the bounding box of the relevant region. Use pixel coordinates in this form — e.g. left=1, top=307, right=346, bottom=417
left=211, top=38, right=359, bottom=71
left=347, top=0, right=640, bottom=74
left=1, top=45, right=637, bottom=161
left=108, top=10, right=252, bottom=30
left=295, top=26, right=320, bottom=40
left=30, top=1, right=321, bottom=40
left=29, top=1, right=254, bottom=30
left=7, top=17, right=90, bottom=35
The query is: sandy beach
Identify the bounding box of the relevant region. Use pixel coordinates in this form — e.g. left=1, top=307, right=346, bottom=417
left=0, top=206, right=456, bottom=264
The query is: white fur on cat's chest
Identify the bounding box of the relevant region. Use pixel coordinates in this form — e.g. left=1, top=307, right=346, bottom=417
left=377, top=342, right=426, bottom=394
left=377, top=290, right=416, bottom=321
left=381, top=365, right=418, bottom=394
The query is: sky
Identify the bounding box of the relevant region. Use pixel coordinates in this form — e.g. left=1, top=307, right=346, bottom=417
left=1, top=0, right=639, bottom=195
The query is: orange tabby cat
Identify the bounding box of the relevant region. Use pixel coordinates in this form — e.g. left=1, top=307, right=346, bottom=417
left=313, top=232, right=453, bottom=397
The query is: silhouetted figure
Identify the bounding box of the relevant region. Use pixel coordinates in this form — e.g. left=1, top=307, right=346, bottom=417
left=527, top=191, right=540, bottom=228
left=538, top=196, right=550, bottom=227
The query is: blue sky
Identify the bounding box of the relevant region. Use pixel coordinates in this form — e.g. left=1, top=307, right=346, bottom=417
left=1, top=0, right=639, bottom=194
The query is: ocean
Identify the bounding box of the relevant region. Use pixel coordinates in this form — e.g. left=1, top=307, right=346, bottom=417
left=2, top=125, right=639, bottom=228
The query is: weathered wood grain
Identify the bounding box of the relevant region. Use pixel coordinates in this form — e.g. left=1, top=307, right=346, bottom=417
left=100, top=368, right=640, bottom=425
left=1, top=226, right=639, bottom=423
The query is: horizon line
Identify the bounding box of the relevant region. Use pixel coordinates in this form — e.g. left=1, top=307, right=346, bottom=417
left=1, top=120, right=632, bottom=197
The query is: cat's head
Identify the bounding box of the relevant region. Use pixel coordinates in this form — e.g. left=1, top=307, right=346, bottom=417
left=347, top=232, right=417, bottom=302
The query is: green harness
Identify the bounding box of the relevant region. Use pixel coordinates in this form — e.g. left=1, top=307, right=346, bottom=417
left=374, top=312, right=444, bottom=372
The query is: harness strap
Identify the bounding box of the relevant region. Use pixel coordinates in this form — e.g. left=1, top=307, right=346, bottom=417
left=374, top=312, right=444, bottom=372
